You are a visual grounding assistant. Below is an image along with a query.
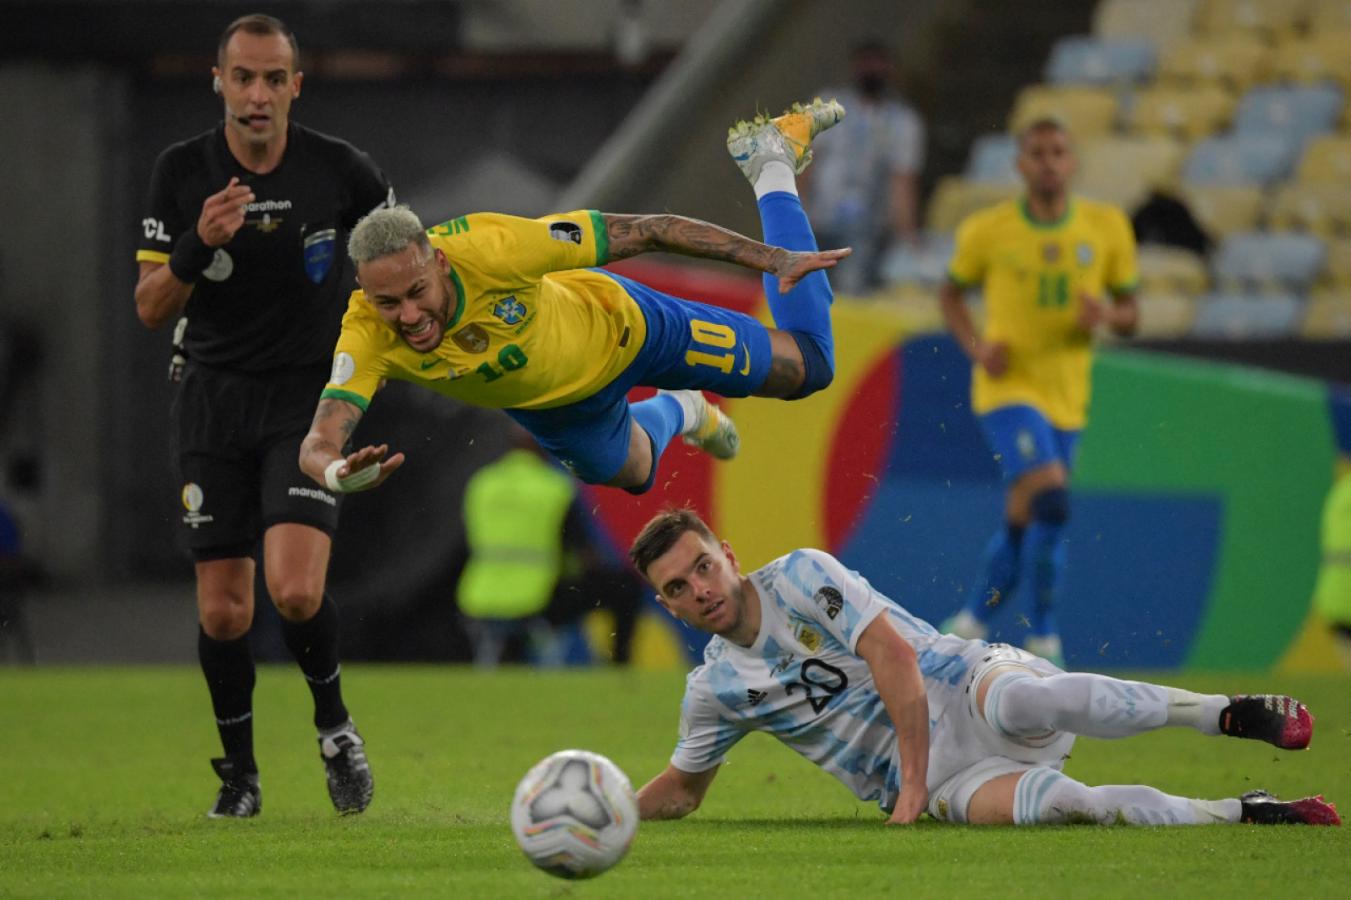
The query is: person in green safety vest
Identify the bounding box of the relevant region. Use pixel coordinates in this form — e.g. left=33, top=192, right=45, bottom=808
left=1315, top=462, right=1351, bottom=671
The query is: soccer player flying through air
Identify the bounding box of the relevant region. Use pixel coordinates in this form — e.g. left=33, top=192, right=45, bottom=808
left=299, top=100, right=850, bottom=497
left=629, top=507, right=1340, bottom=829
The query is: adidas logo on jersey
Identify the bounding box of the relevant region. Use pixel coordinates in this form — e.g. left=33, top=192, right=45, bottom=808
left=747, top=689, right=767, bottom=706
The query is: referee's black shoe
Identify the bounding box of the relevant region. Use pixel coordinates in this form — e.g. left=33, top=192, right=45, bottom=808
left=320, top=720, right=373, bottom=815
left=207, top=756, right=261, bottom=819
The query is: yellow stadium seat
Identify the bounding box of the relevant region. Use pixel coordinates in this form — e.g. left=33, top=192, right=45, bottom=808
left=1137, top=245, right=1211, bottom=295
left=1195, top=0, right=1307, bottom=38
left=1094, top=0, right=1200, bottom=45
left=1181, top=185, right=1266, bottom=238
left=1268, top=183, right=1351, bottom=236
left=1297, top=135, right=1351, bottom=183
left=1273, top=33, right=1351, bottom=89
left=925, top=177, right=1019, bottom=233
left=1128, top=86, right=1236, bottom=140
left=1158, top=35, right=1274, bottom=92
left=1076, top=136, right=1186, bottom=210
left=1134, top=292, right=1199, bottom=338
left=1308, top=0, right=1351, bottom=32
left=1008, top=86, right=1120, bottom=137
left=1323, top=236, right=1351, bottom=284
left=1301, top=288, right=1351, bottom=337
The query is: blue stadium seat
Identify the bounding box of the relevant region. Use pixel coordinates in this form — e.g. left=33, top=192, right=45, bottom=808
left=1045, top=36, right=1157, bottom=86
left=1212, top=232, right=1327, bottom=291
left=1190, top=292, right=1303, bottom=338
left=1232, top=84, right=1344, bottom=143
left=879, top=232, right=957, bottom=287
left=965, top=134, right=1019, bottom=183
left=1182, top=134, right=1302, bottom=185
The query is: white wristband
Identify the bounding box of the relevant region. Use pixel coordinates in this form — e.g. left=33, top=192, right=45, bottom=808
left=324, top=458, right=380, bottom=493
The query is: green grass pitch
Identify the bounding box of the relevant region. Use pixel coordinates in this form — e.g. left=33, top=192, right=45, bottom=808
left=3, top=667, right=1348, bottom=898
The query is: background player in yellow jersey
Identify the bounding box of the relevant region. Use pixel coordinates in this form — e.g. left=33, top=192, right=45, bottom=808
left=298, top=100, right=851, bottom=497
left=938, top=118, right=1139, bottom=665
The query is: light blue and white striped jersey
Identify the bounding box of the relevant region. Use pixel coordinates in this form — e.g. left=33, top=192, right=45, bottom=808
left=670, top=548, right=977, bottom=812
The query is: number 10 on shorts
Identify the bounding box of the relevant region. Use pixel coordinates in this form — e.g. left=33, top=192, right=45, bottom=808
left=685, top=319, right=736, bottom=373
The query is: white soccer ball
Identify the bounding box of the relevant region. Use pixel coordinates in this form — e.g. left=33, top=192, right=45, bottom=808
left=510, top=749, right=638, bottom=879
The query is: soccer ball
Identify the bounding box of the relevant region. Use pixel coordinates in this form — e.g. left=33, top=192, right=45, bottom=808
left=510, top=749, right=638, bottom=879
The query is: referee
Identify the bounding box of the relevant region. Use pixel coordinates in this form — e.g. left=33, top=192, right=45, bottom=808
left=133, top=14, right=393, bottom=818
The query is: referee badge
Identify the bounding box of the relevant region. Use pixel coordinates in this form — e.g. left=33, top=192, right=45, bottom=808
left=303, top=227, right=337, bottom=284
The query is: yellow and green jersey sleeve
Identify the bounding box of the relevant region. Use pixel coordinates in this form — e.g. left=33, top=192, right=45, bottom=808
left=949, top=197, right=1139, bottom=429
left=427, top=209, right=609, bottom=286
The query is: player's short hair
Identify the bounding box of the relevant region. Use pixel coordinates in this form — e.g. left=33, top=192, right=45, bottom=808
left=1017, top=116, right=1072, bottom=149
left=218, top=14, right=300, bottom=71
left=348, top=205, right=432, bottom=266
left=629, top=507, right=718, bottom=581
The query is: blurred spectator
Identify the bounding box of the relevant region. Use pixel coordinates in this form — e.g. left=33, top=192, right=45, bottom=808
left=804, top=40, right=926, bottom=295
left=1131, top=189, right=1212, bottom=259
left=457, top=427, right=639, bottom=666
left=0, top=499, right=40, bottom=664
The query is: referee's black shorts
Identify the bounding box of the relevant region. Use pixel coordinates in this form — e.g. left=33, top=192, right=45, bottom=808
left=170, top=361, right=341, bottom=562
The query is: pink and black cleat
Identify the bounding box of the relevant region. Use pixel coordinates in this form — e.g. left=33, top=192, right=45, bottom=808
left=1219, top=694, right=1313, bottom=750
left=1240, top=790, right=1340, bottom=826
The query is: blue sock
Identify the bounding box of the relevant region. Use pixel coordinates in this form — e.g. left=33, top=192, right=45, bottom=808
left=630, top=392, right=686, bottom=468
left=965, top=524, right=1024, bottom=623
left=757, top=191, right=833, bottom=357
left=1024, top=520, right=1066, bottom=637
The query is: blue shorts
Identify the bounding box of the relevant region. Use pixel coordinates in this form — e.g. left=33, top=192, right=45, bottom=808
left=978, top=405, right=1080, bottom=484
left=506, top=271, right=774, bottom=484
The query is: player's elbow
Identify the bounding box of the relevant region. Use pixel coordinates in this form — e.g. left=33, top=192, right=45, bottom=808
left=134, top=292, right=169, bottom=330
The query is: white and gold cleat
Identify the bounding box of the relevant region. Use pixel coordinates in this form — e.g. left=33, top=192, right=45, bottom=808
left=662, top=389, right=740, bottom=460
left=727, top=97, right=846, bottom=182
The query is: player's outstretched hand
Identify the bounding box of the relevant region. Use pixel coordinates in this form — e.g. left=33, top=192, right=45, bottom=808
left=197, top=176, right=255, bottom=248
left=886, top=782, right=928, bottom=826
left=329, top=443, right=405, bottom=493
left=772, top=247, right=852, bottom=293
left=977, top=340, right=1009, bottom=377
left=1077, top=293, right=1108, bottom=332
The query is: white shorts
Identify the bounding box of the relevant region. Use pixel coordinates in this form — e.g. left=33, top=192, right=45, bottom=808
left=926, top=644, right=1075, bottom=823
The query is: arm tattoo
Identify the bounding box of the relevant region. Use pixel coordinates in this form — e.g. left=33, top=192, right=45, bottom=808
left=305, top=398, right=363, bottom=459
left=754, top=350, right=806, bottom=399
left=605, top=213, right=785, bottom=273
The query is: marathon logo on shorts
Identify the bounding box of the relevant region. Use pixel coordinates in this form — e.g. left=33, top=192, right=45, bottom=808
left=303, top=228, right=337, bottom=284
left=181, top=482, right=214, bottom=529
left=813, top=586, right=843, bottom=620
left=288, top=486, right=337, bottom=507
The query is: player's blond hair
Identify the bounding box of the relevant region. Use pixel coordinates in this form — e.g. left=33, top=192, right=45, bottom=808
left=347, top=205, right=432, bottom=266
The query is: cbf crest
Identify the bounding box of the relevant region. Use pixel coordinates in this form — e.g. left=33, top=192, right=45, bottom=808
left=493, top=296, right=526, bottom=325
left=303, top=228, right=337, bottom=284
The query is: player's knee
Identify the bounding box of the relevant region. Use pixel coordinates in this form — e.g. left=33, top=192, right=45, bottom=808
left=269, top=583, right=324, bottom=622
left=199, top=602, right=252, bottom=640
left=1030, top=487, right=1070, bottom=526
left=786, top=331, right=835, bottom=400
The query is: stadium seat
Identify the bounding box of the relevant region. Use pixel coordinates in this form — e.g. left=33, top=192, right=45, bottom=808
left=1127, top=85, right=1236, bottom=140
left=1233, top=84, right=1344, bottom=145
left=965, top=134, right=1019, bottom=183
left=1194, top=0, right=1305, bottom=39
left=1181, top=184, right=1266, bottom=238
left=1183, top=134, right=1302, bottom=186
left=1297, top=134, right=1351, bottom=183
left=1190, top=292, right=1303, bottom=338
left=1268, top=183, right=1351, bottom=236
left=1323, top=236, right=1351, bottom=285
left=1213, top=231, right=1326, bottom=291
left=1307, top=0, right=1351, bottom=32
left=925, top=177, right=1019, bottom=232
left=1137, top=245, right=1210, bottom=295
left=1076, top=136, right=1185, bottom=209
left=1300, top=288, right=1351, bottom=338
left=1157, top=34, right=1274, bottom=92
left=1093, top=0, right=1200, bottom=47
left=1008, top=86, right=1120, bottom=137
left=1272, top=33, right=1351, bottom=89
left=1134, top=291, right=1199, bottom=338
left=1045, top=36, right=1157, bottom=86
left=878, top=233, right=957, bottom=288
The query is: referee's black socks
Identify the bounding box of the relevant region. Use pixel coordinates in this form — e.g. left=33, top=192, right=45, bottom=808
left=280, top=594, right=350, bottom=732
left=197, top=628, right=257, bottom=772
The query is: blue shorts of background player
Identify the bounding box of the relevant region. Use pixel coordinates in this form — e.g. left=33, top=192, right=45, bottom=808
left=978, top=405, right=1080, bottom=484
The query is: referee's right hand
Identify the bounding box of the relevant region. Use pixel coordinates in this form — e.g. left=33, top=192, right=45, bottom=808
left=197, top=176, right=255, bottom=248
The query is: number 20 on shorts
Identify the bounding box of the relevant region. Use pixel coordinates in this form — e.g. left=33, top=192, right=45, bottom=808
left=685, top=319, right=736, bottom=373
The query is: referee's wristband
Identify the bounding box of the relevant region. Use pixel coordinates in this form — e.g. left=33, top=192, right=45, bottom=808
left=324, top=458, right=381, bottom=493
left=168, top=230, right=217, bottom=282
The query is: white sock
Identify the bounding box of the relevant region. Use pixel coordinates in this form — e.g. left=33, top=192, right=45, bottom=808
left=987, top=672, right=1168, bottom=740
left=1015, top=767, right=1242, bottom=826
left=660, top=389, right=702, bottom=435
left=1164, top=688, right=1228, bottom=735
left=753, top=160, right=798, bottom=199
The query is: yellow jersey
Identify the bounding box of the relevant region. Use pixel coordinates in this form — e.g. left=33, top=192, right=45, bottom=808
left=321, top=210, right=648, bottom=411
left=948, top=196, right=1138, bottom=429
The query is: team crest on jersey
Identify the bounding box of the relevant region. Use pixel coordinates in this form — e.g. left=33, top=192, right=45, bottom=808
left=451, top=323, right=490, bottom=353
left=549, top=221, right=583, bottom=244
left=493, top=296, right=526, bottom=325
left=795, top=623, right=822, bottom=653
left=1076, top=241, right=1094, bottom=266
left=814, top=586, right=844, bottom=620
left=1042, top=242, right=1061, bottom=263
left=303, top=228, right=337, bottom=284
